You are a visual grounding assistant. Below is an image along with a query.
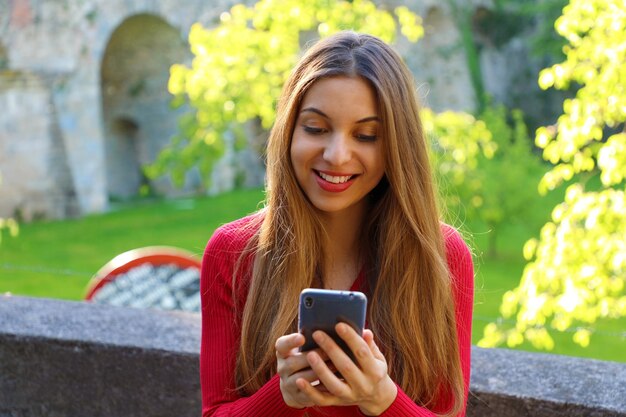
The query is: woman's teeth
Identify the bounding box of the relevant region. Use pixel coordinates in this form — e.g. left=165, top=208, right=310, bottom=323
left=318, top=172, right=352, bottom=184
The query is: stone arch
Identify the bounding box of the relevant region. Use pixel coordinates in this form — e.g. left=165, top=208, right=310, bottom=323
left=100, top=13, right=188, bottom=200
left=472, top=6, right=494, bottom=47
left=108, top=116, right=144, bottom=198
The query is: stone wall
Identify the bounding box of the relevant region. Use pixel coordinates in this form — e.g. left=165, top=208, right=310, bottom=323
left=0, top=0, right=239, bottom=220
left=0, top=0, right=550, bottom=220
left=0, top=71, right=74, bottom=219
left=1, top=295, right=625, bottom=417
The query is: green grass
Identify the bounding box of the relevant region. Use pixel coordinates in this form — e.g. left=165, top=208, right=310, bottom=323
left=1, top=188, right=624, bottom=362
left=0, top=189, right=265, bottom=299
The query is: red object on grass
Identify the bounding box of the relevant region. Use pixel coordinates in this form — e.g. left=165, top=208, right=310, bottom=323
left=84, top=246, right=202, bottom=312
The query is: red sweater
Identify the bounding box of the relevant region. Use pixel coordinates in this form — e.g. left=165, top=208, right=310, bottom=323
left=200, top=213, right=474, bottom=417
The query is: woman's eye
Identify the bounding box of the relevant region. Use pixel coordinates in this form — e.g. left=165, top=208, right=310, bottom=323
left=303, top=126, right=325, bottom=135
left=356, top=134, right=377, bottom=142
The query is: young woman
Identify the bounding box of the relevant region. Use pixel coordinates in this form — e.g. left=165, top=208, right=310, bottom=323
left=200, top=31, right=474, bottom=417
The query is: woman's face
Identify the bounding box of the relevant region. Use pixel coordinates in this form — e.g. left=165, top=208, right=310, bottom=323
left=290, top=76, right=385, bottom=218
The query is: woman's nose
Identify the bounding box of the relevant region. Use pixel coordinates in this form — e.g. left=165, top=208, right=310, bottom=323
left=323, top=134, right=351, bottom=166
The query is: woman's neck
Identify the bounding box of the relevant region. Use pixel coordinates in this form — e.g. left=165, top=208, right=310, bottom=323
left=318, top=204, right=367, bottom=290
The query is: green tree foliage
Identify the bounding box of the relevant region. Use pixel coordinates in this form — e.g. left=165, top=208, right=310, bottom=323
left=146, top=0, right=423, bottom=186
left=425, top=105, right=545, bottom=257
left=422, top=108, right=495, bottom=220
left=524, top=0, right=569, bottom=60
left=474, top=106, right=546, bottom=257
left=478, top=0, right=570, bottom=60
left=479, top=0, right=626, bottom=350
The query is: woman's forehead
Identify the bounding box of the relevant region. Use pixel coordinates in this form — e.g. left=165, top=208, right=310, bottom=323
left=298, top=76, right=378, bottom=118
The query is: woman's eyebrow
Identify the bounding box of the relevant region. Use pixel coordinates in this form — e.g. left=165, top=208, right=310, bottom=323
left=355, top=116, right=380, bottom=124
left=300, top=107, right=329, bottom=119
left=300, top=107, right=379, bottom=123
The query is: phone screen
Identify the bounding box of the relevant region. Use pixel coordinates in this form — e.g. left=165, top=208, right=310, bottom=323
left=298, top=288, right=367, bottom=358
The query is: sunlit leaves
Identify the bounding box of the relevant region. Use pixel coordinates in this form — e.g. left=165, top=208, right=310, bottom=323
left=0, top=175, right=19, bottom=245
left=0, top=217, right=18, bottom=244
left=536, top=0, right=626, bottom=191
left=480, top=0, right=626, bottom=350
left=480, top=186, right=626, bottom=349
left=423, top=108, right=493, bottom=226
left=148, top=0, right=424, bottom=186
left=598, top=133, right=626, bottom=185
left=395, top=6, right=424, bottom=42
left=423, top=108, right=494, bottom=186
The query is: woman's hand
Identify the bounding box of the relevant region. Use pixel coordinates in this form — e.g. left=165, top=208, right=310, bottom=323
left=295, top=324, right=398, bottom=416
left=275, top=333, right=325, bottom=409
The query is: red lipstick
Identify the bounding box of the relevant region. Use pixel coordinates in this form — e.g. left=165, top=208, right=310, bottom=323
left=314, top=170, right=356, bottom=193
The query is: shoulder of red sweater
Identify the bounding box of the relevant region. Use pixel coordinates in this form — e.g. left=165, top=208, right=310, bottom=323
left=440, top=222, right=462, bottom=244
left=217, top=211, right=264, bottom=234
left=440, top=223, right=473, bottom=260
left=206, top=211, right=264, bottom=253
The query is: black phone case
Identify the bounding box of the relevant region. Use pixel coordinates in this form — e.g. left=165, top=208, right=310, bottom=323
left=298, top=288, right=367, bottom=357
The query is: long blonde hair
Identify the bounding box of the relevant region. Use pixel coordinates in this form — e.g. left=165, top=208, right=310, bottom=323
left=235, top=31, right=464, bottom=416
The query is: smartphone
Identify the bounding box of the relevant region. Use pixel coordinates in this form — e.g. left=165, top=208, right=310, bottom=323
left=298, top=288, right=367, bottom=359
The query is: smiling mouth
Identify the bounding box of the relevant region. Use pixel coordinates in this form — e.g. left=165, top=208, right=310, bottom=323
left=316, top=171, right=355, bottom=184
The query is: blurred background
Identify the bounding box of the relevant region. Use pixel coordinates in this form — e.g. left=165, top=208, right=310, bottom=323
left=0, top=0, right=624, bottom=362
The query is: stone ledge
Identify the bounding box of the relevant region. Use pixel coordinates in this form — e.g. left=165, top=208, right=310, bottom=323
left=0, top=295, right=625, bottom=416
left=0, top=295, right=201, bottom=417
left=470, top=345, right=626, bottom=416
left=0, top=294, right=200, bottom=354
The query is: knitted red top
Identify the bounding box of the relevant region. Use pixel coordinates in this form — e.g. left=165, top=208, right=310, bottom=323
left=200, top=213, right=474, bottom=417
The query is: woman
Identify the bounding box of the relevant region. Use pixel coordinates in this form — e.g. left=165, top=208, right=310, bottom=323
left=200, top=31, right=474, bottom=416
